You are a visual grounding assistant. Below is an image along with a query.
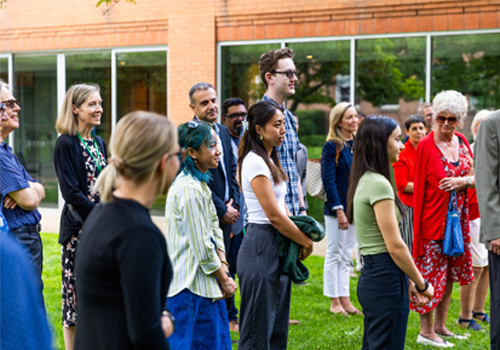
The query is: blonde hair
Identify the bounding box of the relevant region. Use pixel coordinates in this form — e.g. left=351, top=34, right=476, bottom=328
left=471, top=109, right=492, bottom=139
left=56, top=83, right=100, bottom=135
left=326, top=102, right=352, bottom=150
left=95, top=111, right=177, bottom=203
left=432, top=90, right=468, bottom=128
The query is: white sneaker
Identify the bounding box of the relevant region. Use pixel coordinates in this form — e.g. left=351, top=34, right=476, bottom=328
left=416, top=334, right=455, bottom=347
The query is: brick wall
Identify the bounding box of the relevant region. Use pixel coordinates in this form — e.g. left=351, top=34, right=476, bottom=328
left=1, top=0, right=499, bottom=123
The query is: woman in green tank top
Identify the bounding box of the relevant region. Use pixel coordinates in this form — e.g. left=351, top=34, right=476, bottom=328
left=346, top=116, right=436, bottom=350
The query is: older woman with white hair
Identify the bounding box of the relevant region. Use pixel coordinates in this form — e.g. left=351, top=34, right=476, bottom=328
left=457, top=110, right=492, bottom=332
left=412, top=90, right=475, bottom=347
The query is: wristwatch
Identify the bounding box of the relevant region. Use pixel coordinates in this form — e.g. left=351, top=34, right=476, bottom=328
left=416, top=280, right=429, bottom=293
left=162, top=310, right=176, bottom=332
left=466, top=177, right=472, bottom=186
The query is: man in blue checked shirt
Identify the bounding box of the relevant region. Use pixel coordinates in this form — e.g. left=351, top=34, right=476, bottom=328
left=259, top=48, right=307, bottom=217
left=0, top=80, right=45, bottom=292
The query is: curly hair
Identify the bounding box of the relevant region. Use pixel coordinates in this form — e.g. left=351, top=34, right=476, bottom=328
left=259, top=48, right=295, bottom=90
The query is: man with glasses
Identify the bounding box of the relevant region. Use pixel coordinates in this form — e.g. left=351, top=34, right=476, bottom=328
left=221, top=97, right=247, bottom=332
left=0, top=80, right=45, bottom=294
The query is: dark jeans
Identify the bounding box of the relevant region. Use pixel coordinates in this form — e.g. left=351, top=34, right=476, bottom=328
left=226, top=233, right=243, bottom=322
left=490, top=251, right=500, bottom=350
left=358, top=253, right=409, bottom=350
left=10, top=224, right=43, bottom=291
left=237, top=223, right=291, bottom=350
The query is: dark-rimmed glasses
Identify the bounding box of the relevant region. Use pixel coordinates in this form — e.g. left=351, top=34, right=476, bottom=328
left=171, top=148, right=187, bottom=163
left=272, top=70, right=299, bottom=79
left=224, top=112, right=247, bottom=120
left=1, top=99, right=20, bottom=108
left=436, top=115, right=458, bottom=126
left=0, top=103, right=5, bottom=116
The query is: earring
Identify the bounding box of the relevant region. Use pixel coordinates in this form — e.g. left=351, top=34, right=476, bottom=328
left=259, top=134, right=264, bottom=140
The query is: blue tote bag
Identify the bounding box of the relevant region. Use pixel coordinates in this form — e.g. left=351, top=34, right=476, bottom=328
left=443, top=190, right=464, bottom=257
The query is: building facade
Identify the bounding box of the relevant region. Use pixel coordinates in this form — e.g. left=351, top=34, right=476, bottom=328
left=1, top=0, right=500, bottom=208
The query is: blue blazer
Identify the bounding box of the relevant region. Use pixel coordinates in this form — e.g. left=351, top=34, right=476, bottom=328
left=321, top=140, right=353, bottom=216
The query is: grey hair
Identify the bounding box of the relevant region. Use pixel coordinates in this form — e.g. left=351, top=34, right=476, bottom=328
left=471, top=109, right=492, bottom=139
left=189, top=82, right=215, bottom=104
left=0, top=79, right=11, bottom=93
left=432, top=90, right=468, bottom=128
left=417, top=102, right=432, bottom=115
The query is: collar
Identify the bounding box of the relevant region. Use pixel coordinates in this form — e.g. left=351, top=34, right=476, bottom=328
left=193, top=115, right=219, bottom=134
left=262, top=94, right=286, bottom=108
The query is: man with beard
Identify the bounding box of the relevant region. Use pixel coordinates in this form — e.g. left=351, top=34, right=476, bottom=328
left=220, top=97, right=247, bottom=332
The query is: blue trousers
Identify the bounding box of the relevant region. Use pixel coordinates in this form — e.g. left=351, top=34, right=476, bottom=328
left=167, top=289, right=231, bottom=350
left=10, top=224, right=44, bottom=291
left=358, top=253, right=409, bottom=350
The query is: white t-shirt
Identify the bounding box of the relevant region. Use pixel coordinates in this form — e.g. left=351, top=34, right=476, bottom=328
left=241, top=151, right=287, bottom=224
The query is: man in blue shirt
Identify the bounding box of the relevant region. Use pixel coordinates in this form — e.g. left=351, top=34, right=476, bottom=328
left=0, top=80, right=45, bottom=290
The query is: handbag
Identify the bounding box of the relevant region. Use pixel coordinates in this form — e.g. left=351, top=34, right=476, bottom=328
left=442, top=190, right=464, bottom=257
left=305, top=146, right=340, bottom=202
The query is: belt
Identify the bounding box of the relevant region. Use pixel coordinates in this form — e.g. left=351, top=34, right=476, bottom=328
left=11, top=224, right=41, bottom=234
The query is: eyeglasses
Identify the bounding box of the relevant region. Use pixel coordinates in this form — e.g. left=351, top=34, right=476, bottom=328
left=171, top=148, right=187, bottom=163
left=436, top=115, right=458, bottom=126
left=224, top=112, right=247, bottom=120
left=1, top=99, right=20, bottom=108
left=0, top=103, right=5, bottom=115
left=272, top=70, right=299, bottom=79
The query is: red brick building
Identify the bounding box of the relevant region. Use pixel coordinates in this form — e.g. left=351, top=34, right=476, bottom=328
left=1, top=0, right=499, bottom=207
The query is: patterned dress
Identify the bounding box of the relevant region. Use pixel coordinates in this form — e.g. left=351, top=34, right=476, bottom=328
left=62, top=138, right=106, bottom=327
left=411, top=140, right=473, bottom=314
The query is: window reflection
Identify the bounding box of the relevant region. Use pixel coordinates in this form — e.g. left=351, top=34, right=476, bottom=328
left=116, top=51, right=167, bottom=119
left=14, top=56, right=58, bottom=206
left=356, top=37, right=426, bottom=125
left=221, top=44, right=281, bottom=106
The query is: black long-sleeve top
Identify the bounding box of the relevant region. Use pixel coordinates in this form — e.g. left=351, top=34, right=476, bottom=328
left=74, top=196, right=172, bottom=350
left=53, top=133, right=108, bottom=244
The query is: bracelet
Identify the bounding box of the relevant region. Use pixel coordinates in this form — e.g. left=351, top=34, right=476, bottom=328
left=299, top=207, right=308, bottom=212
left=416, top=280, right=429, bottom=293
left=221, top=260, right=229, bottom=268
left=162, top=310, right=176, bottom=332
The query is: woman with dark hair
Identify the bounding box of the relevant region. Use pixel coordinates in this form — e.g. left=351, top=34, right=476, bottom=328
left=165, top=121, right=237, bottom=350
left=346, top=116, right=434, bottom=350
left=392, top=115, right=426, bottom=253
left=322, top=102, right=361, bottom=316
left=237, top=101, right=313, bottom=350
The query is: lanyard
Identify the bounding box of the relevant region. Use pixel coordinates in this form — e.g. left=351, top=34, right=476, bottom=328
left=77, top=132, right=103, bottom=172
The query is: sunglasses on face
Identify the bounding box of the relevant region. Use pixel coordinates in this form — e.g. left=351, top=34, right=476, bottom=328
left=0, top=103, right=5, bottom=115
left=1, top=99, right=20, bottom=108
left=225, top=112, right=247, bottom=120
left=436, top=115, right=458, bottom=126
left=272, top=70, right=299, bottom=79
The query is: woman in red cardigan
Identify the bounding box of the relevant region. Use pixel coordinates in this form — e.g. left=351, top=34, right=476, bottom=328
left=392, top=115, right=426, bottom=254
left=412, top=90, right=475, bottom=348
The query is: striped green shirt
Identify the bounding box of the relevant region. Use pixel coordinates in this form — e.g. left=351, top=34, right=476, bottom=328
left=165, top=171, right=225, bottom=299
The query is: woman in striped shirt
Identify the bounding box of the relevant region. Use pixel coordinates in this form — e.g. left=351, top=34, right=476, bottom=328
left=165, top=121, right=237, bottom=350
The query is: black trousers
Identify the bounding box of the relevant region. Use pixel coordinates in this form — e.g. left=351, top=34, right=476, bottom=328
left=237, top=223, right=291, bottom=350
left=490, top=251, right=500, bottom=350
left=358, top=253, right=409, bottom=350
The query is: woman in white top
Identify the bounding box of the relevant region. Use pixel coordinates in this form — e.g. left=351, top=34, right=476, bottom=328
left=165, top=120, right=237, bottom=350
left=237, top=101, right=314, bottom=350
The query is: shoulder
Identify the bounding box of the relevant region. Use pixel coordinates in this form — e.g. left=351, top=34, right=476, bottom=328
left=216, top=123, right=230, bottom=137
left=55, top=134, right=78, bottom=149
left=322, top=141, right=337, bottom=153
left=169, top=172, right=204, bottom=198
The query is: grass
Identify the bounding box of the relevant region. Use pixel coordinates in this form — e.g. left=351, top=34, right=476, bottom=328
left=42, top=233, right=490, bottom=350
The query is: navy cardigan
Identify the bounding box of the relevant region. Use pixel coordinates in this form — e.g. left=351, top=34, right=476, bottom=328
left=53, top=134, right=108, bottom=244
left=321, top=140, right=353, bottom=217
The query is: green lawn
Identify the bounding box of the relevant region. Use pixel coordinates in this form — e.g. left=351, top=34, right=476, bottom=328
left=41, top=233, right=490, bottom=349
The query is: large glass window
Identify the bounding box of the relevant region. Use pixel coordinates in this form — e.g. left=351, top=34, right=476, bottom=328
left=432, top=33, right=500, bottom=138
left=14, top=56, right=58, bottom=206
left=66, top=53, right=112, bottom=144
left=221, top=44, right=281, bottom=105
left=116, top=51, right=167, bottom=119
left=287, top=40, right=351, bottom=139
left=355, top=37, right=426, bottom=125
left=0, top=57, right=8, bottom=82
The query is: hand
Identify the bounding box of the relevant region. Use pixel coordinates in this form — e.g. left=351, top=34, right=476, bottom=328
left=3, top=195, right=18, bottom=210
left=439, top=177, right=467, bottom=192
left=491, top=238, right=500, bottom=256
left=219, top=275, right=238, bottom=299
left=221, top=199, right=240, bottom=225
left=408, top=282, right=428, bottom=307
left=337, top=210, right=349, bottom=230
left=161, top=315, right=174, bottom=338
left=299, top=239, right=314, bottom=260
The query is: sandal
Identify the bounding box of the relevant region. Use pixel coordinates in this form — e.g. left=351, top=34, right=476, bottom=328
left=472, top=311, right=490, bottom=324
left=457, top=317, right=484, bottom=332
